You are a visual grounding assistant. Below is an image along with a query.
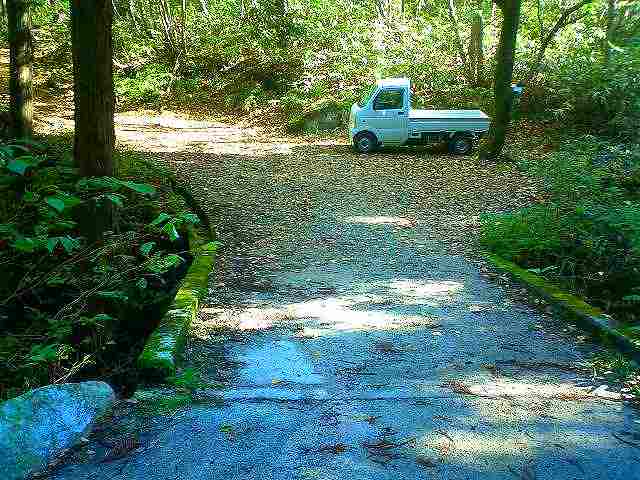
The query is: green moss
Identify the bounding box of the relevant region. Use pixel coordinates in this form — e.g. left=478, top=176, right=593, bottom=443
left=616, top=326, right=640, bottom=343
left=485, top=252, right=640, bottom=361
left=137, top=241, right=219, bottom=380
left=135, top=392, right=192, bottom=416
left=484, top=253, right=603, bottom=317
left=137, top=309, right=192, bottom=378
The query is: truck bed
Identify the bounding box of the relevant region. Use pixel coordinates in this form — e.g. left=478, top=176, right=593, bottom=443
left=408, top=109, right=490, bottom=133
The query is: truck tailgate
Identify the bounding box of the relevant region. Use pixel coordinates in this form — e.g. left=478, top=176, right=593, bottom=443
left=409, top=109, right=490, bottom=133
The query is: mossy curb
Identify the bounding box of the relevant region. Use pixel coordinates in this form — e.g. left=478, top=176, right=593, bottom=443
left=484, top=253, right=640, bottom=362
left=137, top=239, right=219, bottom=380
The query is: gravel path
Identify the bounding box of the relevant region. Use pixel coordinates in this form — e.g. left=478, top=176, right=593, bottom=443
left=50, top=114, right=640, bottom=480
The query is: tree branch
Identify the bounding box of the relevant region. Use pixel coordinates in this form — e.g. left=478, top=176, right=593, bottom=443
left=523, top=0, right=592, bottom=84
left=447, top=0, right=474, bottom=82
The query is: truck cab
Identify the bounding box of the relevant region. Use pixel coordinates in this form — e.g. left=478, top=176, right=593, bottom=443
left=349, top=78, right=490, bottom=154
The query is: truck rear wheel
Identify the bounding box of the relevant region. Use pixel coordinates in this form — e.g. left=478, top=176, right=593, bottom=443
left=354, top=132, right=378, bottom=154
left=448, top=135, right=473, bottom=155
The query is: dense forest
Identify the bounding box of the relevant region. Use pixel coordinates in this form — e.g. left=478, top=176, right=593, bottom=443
left=1, top=0, right=639, bottom=399
left=3, top=0, right=639, bottom=134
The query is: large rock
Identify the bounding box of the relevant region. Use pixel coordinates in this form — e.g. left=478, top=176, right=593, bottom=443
left=287, top=98, right=350, bottom=133
left=0, top=381, right=115, bottom=480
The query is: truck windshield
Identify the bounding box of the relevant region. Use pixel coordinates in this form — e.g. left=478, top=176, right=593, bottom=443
left=358, top=86, right=377, bottom=108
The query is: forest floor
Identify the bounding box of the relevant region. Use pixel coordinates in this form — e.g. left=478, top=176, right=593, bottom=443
left=35, top=108, right=640, bottom=479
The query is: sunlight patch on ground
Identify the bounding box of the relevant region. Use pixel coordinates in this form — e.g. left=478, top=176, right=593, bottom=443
left=416, top=429, right=532, bottom=461
left=197, top=293, right=442, bottom=335
left=442, top=378, right=622, bottom=402
left=287, top=295, right=442, bottom=333
left=344, top=215, right=414, bottom=227
left=196, top=277, right=467, bottom=336
left=415, top=425, right=614, bottom=469
left=389, top=279, right=464, bottom=299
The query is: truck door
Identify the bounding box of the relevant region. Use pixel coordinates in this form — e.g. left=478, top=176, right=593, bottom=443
left=367, top=88, right=408, bottom=146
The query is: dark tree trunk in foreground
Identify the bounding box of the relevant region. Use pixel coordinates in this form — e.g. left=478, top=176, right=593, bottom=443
left=479, top=0, right=522, bottom=160
left=71, top=0, right=115, bottom=177
left=71, top=0, right=116, bottom=242
left=7, top=0, right=33, bottom=139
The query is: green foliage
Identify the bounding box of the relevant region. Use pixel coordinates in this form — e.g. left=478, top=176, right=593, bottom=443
left=482, top=135, right=640, bottom=323
left=115, top=63, right=173, bottom=105
left=167, top=367, right=205, bottom=395
left=591, top=351, right=637, bottom=380
left=0, top=141, right=204, bottom=400
left=20, top=0, right=640, bottom=139
left=525, top=44, right=640, bottom=139
left=149, top=211, right=200, bottom=242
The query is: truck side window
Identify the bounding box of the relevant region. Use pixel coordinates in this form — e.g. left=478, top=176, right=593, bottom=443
left=373, top=89, right=404, bottom=110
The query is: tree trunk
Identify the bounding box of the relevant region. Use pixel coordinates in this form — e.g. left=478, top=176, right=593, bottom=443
left=158, top=0, right=178, bottom=59
left=479, top=0, right=522, bottom=160
left=71, top=0, right=115, bottom=177
left=468, top=0, right=484, bottom=86
left=199, top=0, right=208, bottom=16
left=447, top=0, right=473, bottom=82
left=604, top=0, right=616, bottom=64
left=6, top=0, right=33, bottom=139
left=180, top=0, right=187, bottom=55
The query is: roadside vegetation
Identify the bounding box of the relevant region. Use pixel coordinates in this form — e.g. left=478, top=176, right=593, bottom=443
left=0, top=1, right=210, bottom=400
left=0, top=138, right=206, bottom=400
left=483, top=135, right=640, bottom=325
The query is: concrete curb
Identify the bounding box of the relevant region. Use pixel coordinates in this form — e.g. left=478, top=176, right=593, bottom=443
left=484, top=253, right=640, bottom=363
left=137, top=239, right=219, bottom=380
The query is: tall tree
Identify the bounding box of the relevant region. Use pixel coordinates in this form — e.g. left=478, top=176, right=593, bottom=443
left=6, top=0, right=33, bottom=139
left=604, top=0, right=617, bottom=63
left=71, top=0, right=116, bottom=241
left=468, top=0, right=485, bottom=86
left=447, top=0, right=473, bottom=82
left=447, top=0, right=486, bottom=86
left=479, top=0, right=522, bottom=160
left=70, top=0, right=115, bottom=177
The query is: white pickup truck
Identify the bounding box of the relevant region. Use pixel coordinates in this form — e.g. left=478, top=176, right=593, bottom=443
left=349, top=78, right=490, bottom=154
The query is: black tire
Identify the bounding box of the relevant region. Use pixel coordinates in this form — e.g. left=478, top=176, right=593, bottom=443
left=448, top=134, right=474, bottom=155
left=354, top=132, right=378, bottom=154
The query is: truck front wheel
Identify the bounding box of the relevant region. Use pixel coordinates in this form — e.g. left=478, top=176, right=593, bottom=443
left=354, top=132, right=378, bottom=154
left=448, top=135, right=473, bottom=155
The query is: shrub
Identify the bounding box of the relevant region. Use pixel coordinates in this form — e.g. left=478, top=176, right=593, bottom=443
left=115, top=63, right=173, bottom=105
left=522, top=44, right=640, bottom=139
left=0, top=141, right=202, bottom=400
left=481, top=136, right=640, bottom=321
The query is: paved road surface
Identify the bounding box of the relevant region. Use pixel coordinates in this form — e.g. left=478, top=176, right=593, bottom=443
left=50, top=114, right=640, bottom=480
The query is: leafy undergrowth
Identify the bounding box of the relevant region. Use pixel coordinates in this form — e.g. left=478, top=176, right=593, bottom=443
left=482, top=132, right=640, bottom=327
left=0, top=135, right=207, bottom=401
